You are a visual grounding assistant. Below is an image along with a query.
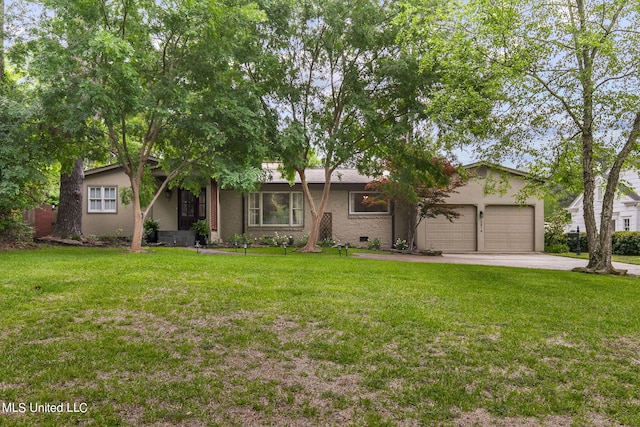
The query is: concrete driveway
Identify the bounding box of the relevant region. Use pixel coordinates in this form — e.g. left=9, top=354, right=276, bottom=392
left=355, top=252, right=640, bottom=275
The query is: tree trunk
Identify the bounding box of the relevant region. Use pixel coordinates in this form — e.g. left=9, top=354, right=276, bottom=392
left=300, top=168, right=333, bottom=252
left=53, top=158, right=84, bottom=237
left=406, top=203, right=418, bottom=251
left=128, top=175, right=144, bottom=253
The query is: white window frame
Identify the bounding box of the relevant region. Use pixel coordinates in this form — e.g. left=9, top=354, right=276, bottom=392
left=248, top=192, right=304, bottom=227
left=349, top=192, right=390, bottom=215
left=623, top=217, right=631, bottom=231
left=88, top=186, right=117, bottom=213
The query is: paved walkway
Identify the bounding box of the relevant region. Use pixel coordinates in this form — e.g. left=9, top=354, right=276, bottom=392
left=355, top=252, right=640, bottom=275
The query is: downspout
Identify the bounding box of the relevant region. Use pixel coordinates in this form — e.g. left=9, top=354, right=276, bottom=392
left=242, top=194, right=246, bottom=235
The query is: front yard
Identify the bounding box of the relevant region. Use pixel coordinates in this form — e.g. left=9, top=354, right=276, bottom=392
left=1, top=247, right=639, bottom=426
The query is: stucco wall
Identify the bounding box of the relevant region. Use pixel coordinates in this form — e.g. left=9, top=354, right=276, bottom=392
left=82, top=169, right=135, bottom=237
left=415, top=166, right=545, bottom=252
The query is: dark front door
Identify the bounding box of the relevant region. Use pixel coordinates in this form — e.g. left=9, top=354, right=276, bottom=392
left=178, top=188, right=206, bottom=230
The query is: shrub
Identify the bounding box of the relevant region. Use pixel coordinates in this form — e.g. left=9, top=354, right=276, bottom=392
left=545, top=211, right=569, bottom=252
left=612, top=232, right=640, bottom=256
left=394, top=238, right=409, bottom=250
left=367, top=238, right=381, bottom=251
left=228, top=233, right=250, bottom=246
left=296, top=235, right=309, bottom=247
left=545, top=243, right=570, bottom=253
left=0, top=213, right=34, bottom=243
left=258, top=235, right=275, bottom=246
left=143, top=218, right=160, bottom=244
left=566, top=232, right=588, bottom=253
left=318, top=237, right=336, bottom=247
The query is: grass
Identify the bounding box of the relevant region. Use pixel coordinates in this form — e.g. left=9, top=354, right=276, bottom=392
left=555, top=252, right=640, bottom=266
left=1, top=246, right=640, bottom=426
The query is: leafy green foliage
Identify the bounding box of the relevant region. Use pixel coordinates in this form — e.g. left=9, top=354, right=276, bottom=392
left=253, top=0, right=444, bottom=250
left=544, top=210, right=570, bottom=253
left=612, top=232, right=640, bottom=256
left=422, top=0, right=640, bottom=272
left=16, top=0, right=271, bottom=251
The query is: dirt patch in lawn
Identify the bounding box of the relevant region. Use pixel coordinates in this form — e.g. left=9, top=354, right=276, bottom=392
left=450, top=408, right=621, bottom=427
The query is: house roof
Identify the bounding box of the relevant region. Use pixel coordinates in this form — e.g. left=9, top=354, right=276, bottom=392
left=263, top=167, right=373, bottom=185
left=84, top=157, right=159, bottom=176
left=83, top=160, right=531, bottom=184
left=463, top=161, right=530, bottom=178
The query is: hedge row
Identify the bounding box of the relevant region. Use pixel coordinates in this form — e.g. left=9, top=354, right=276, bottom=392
left=561, top=231, right=640, bottom=256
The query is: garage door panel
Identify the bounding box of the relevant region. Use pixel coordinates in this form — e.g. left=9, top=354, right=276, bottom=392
left=422, top=205, right=476, bottom=252
left=484, top=205, right=534, bottom=252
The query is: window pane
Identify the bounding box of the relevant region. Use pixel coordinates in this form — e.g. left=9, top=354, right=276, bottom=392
left=292, top=192, right=303, bottom=209
left=248, top=193, right=260, bottom=226
left=262, top=193, right=289, bottom=225
left=248, top=193, right=259, bottom=209
left=89, top=187, right=100, bottom=199
left=249, top=209, right=260, bottom=226
left=104, top=200, right=116, bottom=211
left=351, top=193, right=388, bottom=213
left=292, top=193, right=303, bottom=225
left=90, top=200, right=101, bottom=211
left=104, top=187, right=116, bottom=199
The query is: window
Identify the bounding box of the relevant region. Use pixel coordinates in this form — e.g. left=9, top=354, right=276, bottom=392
left=624, top=218, right=631, bottom=231
left=248, top=192, right=303, bottom=226
left=349, top=192, right=389, bottom=214
left=88, top=186, right=117, bottom=213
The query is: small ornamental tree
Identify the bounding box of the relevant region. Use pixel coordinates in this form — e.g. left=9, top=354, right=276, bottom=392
left=367, top=152, right=467, bottom=251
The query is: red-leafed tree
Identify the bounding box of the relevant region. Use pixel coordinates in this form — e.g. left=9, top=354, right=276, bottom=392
left=367, top=149, right=467, bottom=251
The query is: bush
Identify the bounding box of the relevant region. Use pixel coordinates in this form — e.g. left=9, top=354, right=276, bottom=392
left=545, top=211, right=569, bottom=252
left=318, top=237, right=336, bottom=247
left=545, top=243, right=570, bottom=253
left=296, top=235, right=309, bottom=247
left=227, top=233, right=250, bottom=246
left=367, top=238, right=381, bottom=251
left=566, top=232, right=588, bottom=253
left=257, top=232, right=292, bottom=246
left=0, top=213, right=34, bottom=243
left=394, top=238, right=409, bottom=250
left=612, top=232, right=640, bottom=256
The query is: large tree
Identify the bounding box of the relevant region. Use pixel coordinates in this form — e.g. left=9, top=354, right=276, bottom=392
left=18, top=0, right=269, bottom=251
left=450, top=0, right=640, bottom=274
left=252, top=0, right=439, bottom=251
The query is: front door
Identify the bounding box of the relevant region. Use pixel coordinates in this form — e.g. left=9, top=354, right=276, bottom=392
left=178, top=188, right=206, bottom=230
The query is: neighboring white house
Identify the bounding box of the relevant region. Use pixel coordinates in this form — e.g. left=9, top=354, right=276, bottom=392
left=566, top=170, right=640, bottom=232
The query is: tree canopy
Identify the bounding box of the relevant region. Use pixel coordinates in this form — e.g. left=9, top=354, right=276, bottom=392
left=443, top=0, right=640, bottom=273
left=251, top=0, right=480, bottom=250
left=15, top=0, right=271, bottom=251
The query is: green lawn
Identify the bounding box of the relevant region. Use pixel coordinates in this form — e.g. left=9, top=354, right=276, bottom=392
left=1, top=247, right=639, bottom=426
left=556, top=252, right=640, bottom=266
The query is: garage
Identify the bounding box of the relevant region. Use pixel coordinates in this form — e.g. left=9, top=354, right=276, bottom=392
left=484, top=205, right=535, bottom=252
left=420, top=205, right=477, bottom=252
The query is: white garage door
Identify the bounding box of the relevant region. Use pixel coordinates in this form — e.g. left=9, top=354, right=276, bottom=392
left=422, top=205, right=477, bottom=252
left=484, top=205, right=534, bottom=252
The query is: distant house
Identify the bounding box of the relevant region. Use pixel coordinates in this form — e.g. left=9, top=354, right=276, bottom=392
left=82, top=162, right=544, bottom=252
left=567, top=170, right=640, bottom=233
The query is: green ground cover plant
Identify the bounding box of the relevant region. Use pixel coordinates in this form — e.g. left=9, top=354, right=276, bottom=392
left=1, top=247, right=639, bottom=426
